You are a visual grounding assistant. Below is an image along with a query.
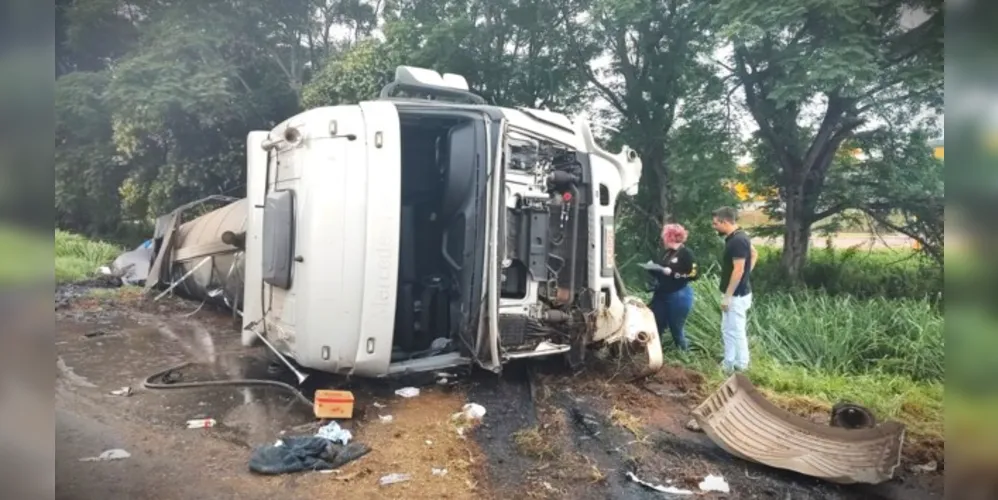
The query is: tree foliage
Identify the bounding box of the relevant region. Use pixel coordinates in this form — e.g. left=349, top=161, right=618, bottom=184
left=564, top=0, right=739, bottom=263
left=55, top=0, right=944, bottom=285
left=714, top=0, right=943, bottom=278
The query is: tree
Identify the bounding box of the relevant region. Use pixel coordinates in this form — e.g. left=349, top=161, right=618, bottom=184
left=844, top=129, right=944, bottom=264
left=55, top=71, right=129, bottom=235
left=55, top=0, right=302, bottom=234
left=381, top=0, right=590, bottom=111
left=301, top=38, right=402, bottom=108
left=564, top=0, right=737, bottom=261
left=715, top=0, right=943, bottom=279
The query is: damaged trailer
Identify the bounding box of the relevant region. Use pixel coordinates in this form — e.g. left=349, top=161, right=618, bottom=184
left=136, top=65, right=663, bottom=379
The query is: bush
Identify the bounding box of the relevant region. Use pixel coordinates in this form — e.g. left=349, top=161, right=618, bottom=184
left=751, top=246, right=942, bottom=301
left=55, top=230, right=122, bottom=283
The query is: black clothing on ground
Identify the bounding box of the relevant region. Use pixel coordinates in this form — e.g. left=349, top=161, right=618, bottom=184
left=248, top=436, right=371, bottom=475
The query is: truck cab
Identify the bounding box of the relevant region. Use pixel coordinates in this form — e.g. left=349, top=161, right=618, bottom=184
left=241, top=66, right=661, bottom=378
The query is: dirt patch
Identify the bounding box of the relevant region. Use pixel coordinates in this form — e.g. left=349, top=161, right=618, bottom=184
left=56, top=284, right=488, bottom=500
left=295, top=388, right=487, bottom=499
left=55, top=283, right=943, bottom=500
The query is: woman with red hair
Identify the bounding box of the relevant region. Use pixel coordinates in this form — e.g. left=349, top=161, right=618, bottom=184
left=642, top=223, right=699, bottom=352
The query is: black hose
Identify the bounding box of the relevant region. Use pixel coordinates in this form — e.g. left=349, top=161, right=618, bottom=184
left=142, top=361, right=314, bottom=408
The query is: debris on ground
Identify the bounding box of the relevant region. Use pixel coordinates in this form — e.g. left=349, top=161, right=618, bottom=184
left=79, top=449, right=131, bottom=462
left=333, top=470, right=363, bottom=481
left=110, top=239, right=155, bottom=285
left=83, top=330, right=108, bottom=339
left=379, top=473, right=412, bottom=486
left=452, top=403, right=487, bottom=437
left=698, top=474, right=730, bottom=493
left=379, top=415, right=394, bottom=423
left=435, top=371, right=457, bottom=386
left=186, top=418, right=216, bottom=429
left=625, top=471, right=693, bottom=495
left=908, top=461, right=938, bottom=474
left=684, top=418, right=701, bottom=432
left=314, top=389, right=355, bottom=419
left=457, top=403, right=486, bottom=421
left=248, top=436, right=371, bottom=475
left=316, top=421, right=352, bottom=445
left=432, top=467, right=448, bottom=476
left=395, top=387, right=420, bottom=398
left=692, top=373, right=905, bottom=484
left=570, top=407, right=602, bottom=438
left=109, top=387, right=132, bottom=397
left=372, top=401, right=386, bottom=409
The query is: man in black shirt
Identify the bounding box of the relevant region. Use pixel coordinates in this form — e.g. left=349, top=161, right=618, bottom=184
left=711, top=207, right=758, bottom=372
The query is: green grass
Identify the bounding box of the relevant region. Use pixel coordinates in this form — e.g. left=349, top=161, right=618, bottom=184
left=55, top=230, right=123, bottom=283
left=0, top=224, right=52, bottom=283
left=635, top=275, right=944, bottom=442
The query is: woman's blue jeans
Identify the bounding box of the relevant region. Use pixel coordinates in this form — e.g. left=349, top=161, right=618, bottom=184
left=650, top=284, right=694, bottom=351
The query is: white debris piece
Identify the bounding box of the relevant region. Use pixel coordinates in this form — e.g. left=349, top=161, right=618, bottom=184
left=379, top=473, right=411, bottom=486
left=451, top=403, right=487, bottom=438
left=699, top=474, right=730, bottom=493
left=379, top=415, right=394, bottom=423
left=462, top=403, right=486, bottom=420
left=373, top=402, right=386, bottom=409
left=395, top=387, right=420, bottom=398
left=186, top=418, right=216, bottom=429
left=110, top=387, right=132, bottom=397
left=452, top=403, right=486, bottom=424
left=316, top=421, right=352, bottom=445
left=909, top=461, right=938, bottom=474
left=432, top=468, right=448, bottom=476
left=625, top=471, right=693, bottom=495
left=79, top=449, right=131, bottom=462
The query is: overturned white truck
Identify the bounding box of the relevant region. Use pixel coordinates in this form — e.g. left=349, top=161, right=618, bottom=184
left=144, top=66, right=662, bottom=378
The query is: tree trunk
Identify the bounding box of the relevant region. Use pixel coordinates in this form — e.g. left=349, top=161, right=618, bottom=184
left=781, top=188, right=811, bottom=281
left=639, top=142, right=669, bottom=224
left=631, top=142, right=669, bottom=258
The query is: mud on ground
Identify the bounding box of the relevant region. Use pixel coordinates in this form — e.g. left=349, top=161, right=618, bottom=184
left=55, top=284, right=943, bottom=499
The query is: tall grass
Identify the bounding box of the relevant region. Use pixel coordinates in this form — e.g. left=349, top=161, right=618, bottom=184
left=683, top=277, right=943, bottom=382
left=55, top=230, right=122, bottom=283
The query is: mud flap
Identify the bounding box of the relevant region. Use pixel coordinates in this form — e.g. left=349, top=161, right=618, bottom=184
left=692, top=373, right=905, bottom=485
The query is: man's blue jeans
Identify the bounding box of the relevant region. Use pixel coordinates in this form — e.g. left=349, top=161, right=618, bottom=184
left=650, top=285, right=694, bottom=351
